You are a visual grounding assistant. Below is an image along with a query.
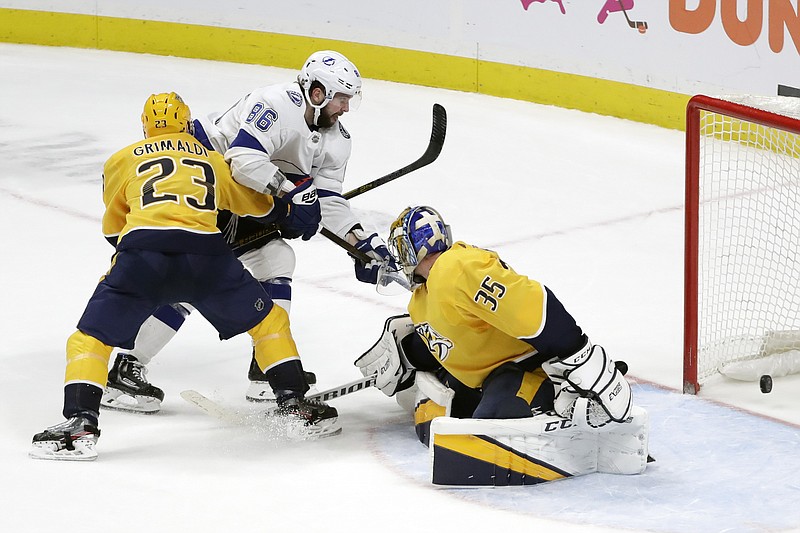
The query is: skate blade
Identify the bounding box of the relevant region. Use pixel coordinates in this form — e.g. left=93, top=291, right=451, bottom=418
left=101, top=390, right=161, bottom=414
left=245, top=394, right=277, bottom=403
left=29, top=440, right=98, bottom=461
left=285, top=417, right=342, bottom=441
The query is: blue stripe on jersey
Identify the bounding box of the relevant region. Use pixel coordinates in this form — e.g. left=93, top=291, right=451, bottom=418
left=230, top=129, right=267, bottom=153
left=192, top=119, right=215, bottom=151
left=316, top=188, right=343, bottom=199
left=260, top=278, right=292, bottom=302
left=152, top=304, right=188, bottom=331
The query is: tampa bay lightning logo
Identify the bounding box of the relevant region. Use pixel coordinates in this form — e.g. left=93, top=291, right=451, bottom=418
left=415, top=323, right=454, bottom=362
left=339, top=122, right=350, bottom=139
left=286, top=90, right=303, bottom=107
left=322, top=56, right=336, bottom=66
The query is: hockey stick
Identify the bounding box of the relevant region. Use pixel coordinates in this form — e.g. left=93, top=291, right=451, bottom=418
left=319, top=103, right=447, bottom=258
left=343, top=103, right=447, bottom=200
left=308, top=374, right=376, bottom=402
left=180, top=390, right=247, bottom=425
left=617, top=0, right=647, bottom=33
left=320, top=227, right=372, bottom=263
left=180, top=375, right=376, bottom=424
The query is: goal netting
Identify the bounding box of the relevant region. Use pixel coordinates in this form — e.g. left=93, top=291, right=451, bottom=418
left=684, top=94, right=800, bottom=394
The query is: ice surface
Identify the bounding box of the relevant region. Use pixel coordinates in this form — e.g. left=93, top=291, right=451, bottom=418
left=1, top=44, right=798, bottom=533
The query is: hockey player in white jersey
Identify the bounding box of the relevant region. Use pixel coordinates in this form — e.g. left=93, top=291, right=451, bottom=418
left=102, top=51, right=396, bottom=412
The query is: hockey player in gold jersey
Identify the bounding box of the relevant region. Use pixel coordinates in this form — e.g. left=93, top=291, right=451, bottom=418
left=30, top=93, right=337, bottom=461
left=355, top=206, right=646, bottom=485
left=357, top=206, right=633, bottom=433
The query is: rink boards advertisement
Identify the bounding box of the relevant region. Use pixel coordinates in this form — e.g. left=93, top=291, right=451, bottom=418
left=1, top=1, right=799, bottom=128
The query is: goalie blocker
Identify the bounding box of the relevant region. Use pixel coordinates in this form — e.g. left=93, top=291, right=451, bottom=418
left=410, top=372, right=649, bottom=486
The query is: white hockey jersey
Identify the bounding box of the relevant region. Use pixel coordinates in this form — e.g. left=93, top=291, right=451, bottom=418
left=195, top=81, right=360, bottom=237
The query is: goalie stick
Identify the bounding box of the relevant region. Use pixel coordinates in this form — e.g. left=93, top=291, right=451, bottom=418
left=180, top=374, right=376, bottom=425
left=310, top=373, right=376, bottom=401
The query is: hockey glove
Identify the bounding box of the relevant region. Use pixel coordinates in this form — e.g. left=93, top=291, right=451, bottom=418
left=542, top=340, right=632, bottom=427
left=355, top=314, right=417, bottom=396
left=274, top=180, right=321, bottom=241
left=352, top=232, right=398, bottom=285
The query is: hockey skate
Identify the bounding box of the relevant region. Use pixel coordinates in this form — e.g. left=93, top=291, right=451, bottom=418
left=274, top=394, right=341, bottom=439
left=30, top=416, right=101, bottom=461
left=101, top=353, right=164, bottom=413
left=245, top=358, right=318, bottom=402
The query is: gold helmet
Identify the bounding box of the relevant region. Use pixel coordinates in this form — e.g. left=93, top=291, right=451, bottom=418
left=141, top=92, right=193, bottom=138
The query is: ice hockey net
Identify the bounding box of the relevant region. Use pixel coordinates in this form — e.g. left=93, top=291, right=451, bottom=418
left=684, top=94, right=800, bottom=394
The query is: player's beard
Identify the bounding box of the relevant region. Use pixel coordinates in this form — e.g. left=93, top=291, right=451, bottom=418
left=316, top=106, right=341, bottom=129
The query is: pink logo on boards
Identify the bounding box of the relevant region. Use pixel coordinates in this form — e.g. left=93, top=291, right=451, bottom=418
left=520, top=0, right=648, bottom=34
left=597, top=0, right=648, bottom=33
left=598, top=0, right=633, bottom=23
left=520, top=0, right=566, bottom=14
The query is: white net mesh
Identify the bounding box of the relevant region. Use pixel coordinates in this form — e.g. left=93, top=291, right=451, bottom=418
left=695, top=95, right=800, bottom=383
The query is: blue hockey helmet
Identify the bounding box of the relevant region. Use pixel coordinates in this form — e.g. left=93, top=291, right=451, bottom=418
left=388, top=206, right=453, bottom=286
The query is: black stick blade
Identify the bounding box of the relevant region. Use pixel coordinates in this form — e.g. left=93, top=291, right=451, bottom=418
left=344, top=103, right=447, bottom=200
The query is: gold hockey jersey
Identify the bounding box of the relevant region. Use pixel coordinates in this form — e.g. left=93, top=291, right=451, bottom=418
left=102, top=132, right=278, bottom=253
left=407, top=242, right=546, bottom=388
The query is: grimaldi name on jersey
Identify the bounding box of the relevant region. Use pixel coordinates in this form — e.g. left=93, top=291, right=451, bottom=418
left=133, top=138, right=209, bottom=157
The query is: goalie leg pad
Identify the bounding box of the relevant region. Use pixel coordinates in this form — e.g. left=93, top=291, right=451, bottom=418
left=597, top=406, right=649, bottom=474
left=429, top=406, right=650, bottom=486
left=430, top=415, right=591, bottom=486
left=415, top=371, right=455, bottom=414
left=415, top=398, right=447, bottom=446
left=412, top=371, right=455, bottom=445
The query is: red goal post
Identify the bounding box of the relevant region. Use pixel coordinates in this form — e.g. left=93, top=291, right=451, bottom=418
left=684, top=94, right=800, bottom=394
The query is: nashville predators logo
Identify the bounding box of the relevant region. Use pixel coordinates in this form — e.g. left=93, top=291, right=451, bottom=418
left=415, top=323, right=454, bottom=362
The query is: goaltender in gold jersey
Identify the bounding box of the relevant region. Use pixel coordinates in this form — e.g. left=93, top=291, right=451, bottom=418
left=408, top=241, right=549, bottom=389
left=355, top=206, right=646, bottom=486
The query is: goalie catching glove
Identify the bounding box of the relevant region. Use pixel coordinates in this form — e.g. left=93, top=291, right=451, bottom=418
left=542, top=338, right=632, bottom=428
left=355, top=314, right=417, bottom=396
